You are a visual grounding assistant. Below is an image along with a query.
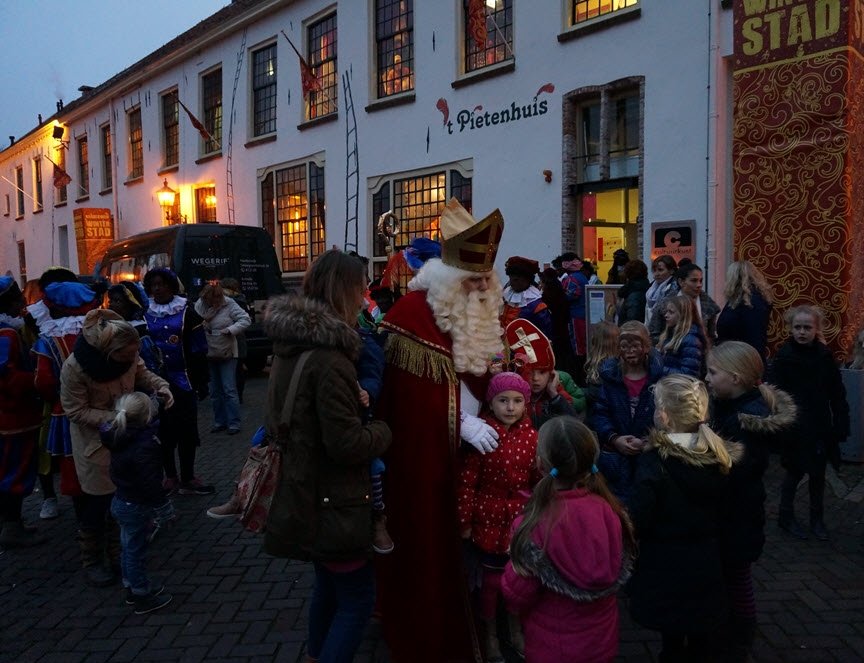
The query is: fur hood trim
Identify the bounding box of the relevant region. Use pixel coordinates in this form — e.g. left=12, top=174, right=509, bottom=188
left=648, top=429, right=745, bottom=467
left=265, top=296, right=361, bottom=360
left=519, top=541, right=633, bottom=603
left=738, top=385, right=797, bottom=434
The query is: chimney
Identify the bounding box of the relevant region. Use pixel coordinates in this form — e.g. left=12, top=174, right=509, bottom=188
left=38, top=113, right=43, bottom=124
left=8, top=136, right=14, bottom=146
left=56, top=99, right=64, bottom=112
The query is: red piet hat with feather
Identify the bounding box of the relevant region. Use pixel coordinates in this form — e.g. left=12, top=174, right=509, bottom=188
left=505, top=319, right=556, bottom=375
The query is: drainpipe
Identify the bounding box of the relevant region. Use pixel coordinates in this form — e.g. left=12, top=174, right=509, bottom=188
left=704, top=0, right=722, bottom=302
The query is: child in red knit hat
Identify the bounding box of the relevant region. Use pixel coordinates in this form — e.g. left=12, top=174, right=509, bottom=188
left=457, top=371, right=539, bottom=662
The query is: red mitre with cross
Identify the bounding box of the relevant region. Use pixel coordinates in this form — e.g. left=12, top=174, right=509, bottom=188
left=505, top=319, right=555, bottom=373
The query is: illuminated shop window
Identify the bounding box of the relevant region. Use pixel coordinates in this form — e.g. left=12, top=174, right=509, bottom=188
left=571, top=0, right=638, bottom=26
left=261, top=159, right=326, bottom=273
left=306, top=14, right=338, bottom=120
left=202, top=68, right=223, bottom=154
left=162, top=93, right=179, bottom=167
left=195, top=186, right=217, bottom=223
left=375, top=0, right=414, bottom=98
left=128, top=108, right=143, bottom=180
left=252, top=44, right=277, bottom=136
left=464, top=0, right=513, bottom=74
left=370, top=164, right=472, bottom=276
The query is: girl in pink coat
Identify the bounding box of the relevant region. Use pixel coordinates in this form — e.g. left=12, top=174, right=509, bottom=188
left=502, top=416, right=636, bottom=663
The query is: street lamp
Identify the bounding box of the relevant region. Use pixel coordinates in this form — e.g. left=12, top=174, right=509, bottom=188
left=157, top=178, right=179, bottom=223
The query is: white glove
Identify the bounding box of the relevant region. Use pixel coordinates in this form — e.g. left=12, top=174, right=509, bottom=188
left=460, top=412, right=499, bottom=454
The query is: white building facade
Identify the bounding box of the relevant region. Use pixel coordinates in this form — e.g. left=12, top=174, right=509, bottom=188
left=1, top=0, right=735, bottom=296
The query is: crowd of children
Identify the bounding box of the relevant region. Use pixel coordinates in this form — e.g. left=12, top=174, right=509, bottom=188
left=0, top=249, right=855, bottom=661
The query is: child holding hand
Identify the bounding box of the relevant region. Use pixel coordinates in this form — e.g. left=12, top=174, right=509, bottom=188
left=502, top=417, right=635, bottom=663
left=458, top=372, right=538, bottom=662
left=102, top=392, right=174, bottom=614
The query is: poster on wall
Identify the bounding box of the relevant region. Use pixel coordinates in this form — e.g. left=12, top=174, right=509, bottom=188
left=584, top=284, right=620, bottom=350
left=650, top=220, right=696, bottom=264
left=73, top=208, right=114, bottom=275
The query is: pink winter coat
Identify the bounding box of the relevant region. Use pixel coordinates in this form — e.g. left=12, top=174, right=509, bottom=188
left=501, top=488, right=631, bottom=663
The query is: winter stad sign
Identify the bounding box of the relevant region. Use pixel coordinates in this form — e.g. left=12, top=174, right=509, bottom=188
left=436, top=83, right=554, bottom=135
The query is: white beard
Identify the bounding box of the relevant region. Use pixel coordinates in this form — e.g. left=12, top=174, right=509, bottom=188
left=409, top=259, right=504, bottom=376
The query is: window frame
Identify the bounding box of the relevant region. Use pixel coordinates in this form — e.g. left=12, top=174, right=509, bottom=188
left=15, top=166, right=24, bottom=217
left=259, top=154, right=326, bottom=274
left=161, top=91, right=180, bottom=168
left=570, top=0, right=639, bottom=27
left=461, top=0, right=514, bottom=76
left=251, top=42, right=278, bottom=138
left=77, top=135, right=89, bottom=199
left=373, top=0, right=414, bottom=100
left=195, top=185, right=218, bottom=223
left=201, top=67, right=223, bottom=155
left=100, top=123, right=113, bottom=192
left=367, top=160, right=473, bottom=276
left=32, top=157, right=44, bottom=211
left=127, top=107, right=143, bottom=181
left=305, top=12, right=339, bottom=121
left=55, top=148, right=68, bottom=204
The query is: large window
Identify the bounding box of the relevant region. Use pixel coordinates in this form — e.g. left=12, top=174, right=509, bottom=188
left=261, top=159, right=326, bottom=273
left=33, top=158, right=43, bottom=211
left=252, top=44, right=277, bottom=136
left=306, top=14, right=338, bottom=120
left=101, top=124, right=112, bottom=191
left=370, top=165, right=472, bottom=276
left=464, top=0, right=513, bottom=74
left=15, top=166, right=24, bottom=216
left=162, top=93, right=179, bottom=167
left=570, top=85, right=642, bottom=279
left=77, top=136, right=89, bottom=198
left=375, top=0, right=414, bottom=98
left=571, top=0, right=639, bottom=26
left=128, top=107, right=143, bottom=180
left=202, top=68, right=222, bottom=154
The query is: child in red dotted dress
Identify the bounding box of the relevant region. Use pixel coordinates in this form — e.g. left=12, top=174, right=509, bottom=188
left=458, top=371, right=539, bottom=662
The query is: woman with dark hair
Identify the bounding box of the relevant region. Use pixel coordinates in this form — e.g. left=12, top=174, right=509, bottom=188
left=716, top=260, right=774, bottom=366
left=673, top=263, right=721, bottom=344
left=540, top=268, right=577, bottom=376
left=617, top=259, right=650, bottom=325
left=263, top=250, right=391, bottom=662
left=60, top=309, right=171, bottom=586
left=143, top=268, right=213, bottom=496
left=107, top=281, right=161, bottom=374
left=645, top=254, right=678, bottom=340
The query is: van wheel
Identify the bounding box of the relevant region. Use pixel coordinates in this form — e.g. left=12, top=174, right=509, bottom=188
left=245, top=356, right=268, bottom=375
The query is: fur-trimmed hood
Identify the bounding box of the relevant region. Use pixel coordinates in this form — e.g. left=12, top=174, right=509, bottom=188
left=737, top=384, right=796, bottom=434
left=264, top=295, right=361, bottom=361
left=648, top=429, right=744, bottom=468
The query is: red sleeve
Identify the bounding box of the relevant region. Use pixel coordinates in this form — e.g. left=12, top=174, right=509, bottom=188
left=0, top=331, right=37, bottom=398
left=556, top=383, right=573, bottom=404
left=456, top=450, right=483, bottom=530
left=34, top=353, right=59, bottom=402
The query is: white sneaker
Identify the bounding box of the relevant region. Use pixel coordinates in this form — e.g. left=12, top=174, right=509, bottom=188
left=39, top=498, right=59, bottom=520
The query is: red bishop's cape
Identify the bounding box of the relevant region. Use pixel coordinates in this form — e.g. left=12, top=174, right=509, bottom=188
left=376, top=289, right=487, bottom=663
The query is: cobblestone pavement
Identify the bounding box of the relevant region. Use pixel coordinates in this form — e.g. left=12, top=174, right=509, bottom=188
left=2, top=372, right=862, bottom=663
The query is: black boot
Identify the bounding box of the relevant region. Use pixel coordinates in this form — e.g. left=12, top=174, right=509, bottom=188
left=0, top=521, right=47, bottom=549
left=78, top=529, right=116, bottom=587
left=810, top=509, right=829, bottom=541
left=778, top=509, right=808, bottom=540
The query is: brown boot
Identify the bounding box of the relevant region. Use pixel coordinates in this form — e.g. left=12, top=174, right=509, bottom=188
left=372, top=511, right=394, bottom=554
left=482, top=618, right=504, bottom=663
left=508, top=613, right=525, bottom=657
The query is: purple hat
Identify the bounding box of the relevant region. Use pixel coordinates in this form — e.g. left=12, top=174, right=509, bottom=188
left=486, top=371, right=531, bottom=403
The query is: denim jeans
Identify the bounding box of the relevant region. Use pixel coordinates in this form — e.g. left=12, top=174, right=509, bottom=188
left=110, top=496, right=154, bottom=595
left=209, top=359, right=240, bottom=429
left=308, top=562, right=375, bottom=663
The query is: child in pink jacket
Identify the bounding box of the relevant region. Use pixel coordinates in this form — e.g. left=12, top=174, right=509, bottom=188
left=502, top=417, right=636, bottom=663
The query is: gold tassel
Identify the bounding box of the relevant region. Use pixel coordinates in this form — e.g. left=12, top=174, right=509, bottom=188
left=385, top=334, right=456, bottom=385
